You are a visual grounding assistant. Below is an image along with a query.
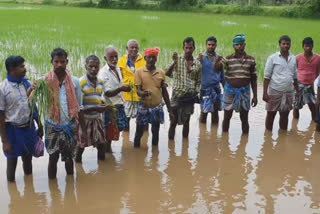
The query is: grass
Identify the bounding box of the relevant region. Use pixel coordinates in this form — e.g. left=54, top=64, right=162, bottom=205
left=0, top=2, right=319, bottom=81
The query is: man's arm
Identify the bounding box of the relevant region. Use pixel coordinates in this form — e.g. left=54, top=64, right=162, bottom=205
left=136, top=85, right=149, bottom=99
left=105, top=85, right=130, bottom=97
left=0, top=111, right=12, bottom=155
left=250, top=62, right=258, bottom=107
left=263, top=79, right=270, bottom=102
left=161, top=82, right=171, bottom=112
left=165, top=52, right=178, bottom=77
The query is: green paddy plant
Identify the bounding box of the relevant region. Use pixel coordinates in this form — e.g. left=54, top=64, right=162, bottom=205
left=29, top=79, right=54, bottom=123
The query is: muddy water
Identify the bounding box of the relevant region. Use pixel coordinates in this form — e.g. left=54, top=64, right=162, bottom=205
left=0, top=86, right=320, bottom=214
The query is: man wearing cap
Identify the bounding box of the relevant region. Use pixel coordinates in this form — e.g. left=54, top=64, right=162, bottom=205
left=216, top=34, right=258, bottom=134
left=263, top=35, right=299, bottom=131
left=134, top=48, right=171, bottom=147
left=166, top=37, right=202, bottom=140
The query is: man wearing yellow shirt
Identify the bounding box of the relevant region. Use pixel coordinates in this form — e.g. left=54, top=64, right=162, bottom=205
left=118, top=39, right=146, bottom=131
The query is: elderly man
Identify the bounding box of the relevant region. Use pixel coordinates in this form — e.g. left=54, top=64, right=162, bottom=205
left=0, top=56, right=43, bottom=182
left=199, top=36, right=225, bottom=124
left=263, top=35, right=299, bottom=131
left=217, top=34, right=258, bottom=134
left=118, top=40, right=146, bottom=131
left=293, top=37, right=320, bottom=121
left=134, top=48, right=171, bottom=147
left=166, top=37, right=202, bottom=140
left=99, top=46, right=131, bottom=152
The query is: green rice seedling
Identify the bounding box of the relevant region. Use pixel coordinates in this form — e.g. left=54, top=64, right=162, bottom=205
left=29, top=79, right=54, bottom=123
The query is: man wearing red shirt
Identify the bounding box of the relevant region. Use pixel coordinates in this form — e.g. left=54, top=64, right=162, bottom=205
left=294, top=37, right=320, bottom=121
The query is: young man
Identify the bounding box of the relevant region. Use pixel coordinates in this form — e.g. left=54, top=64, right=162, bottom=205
left=218, top=34, right=258, bottom=134
left=166, top=37, right=202, bottom=140
left=99, top=46, right=130, bottom=152
left=43, top=48, right=83, bottom=179
left=199, top=36, right=225, bottom=124
left=0, top=56, right=43, bottom=182
left=263, top=35, right=299, bottom=131
left=293, top=37, right=320, bottom=121
left=134, top=48, right=171, bottom=147
left=118, top=40, right=146, bottom=131
left=75, top=55, right=107, bottom=163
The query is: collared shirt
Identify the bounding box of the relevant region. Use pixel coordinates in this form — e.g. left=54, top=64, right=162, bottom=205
left=201, top=52, right=224, bottom=89
left=47, top=76, right=82, bottom=125
left=118, top=54, right=146, bottom=102
left=79, top=75, right=104, bottom=113
left=135, top=67, right=166, bottom=108
left=167, top=55, right=202, bottom=97
left=296, top=53, right=320, bottom=85
left=224, top=52, right=257, bottom=79
left=98, top=64, right=124, bottom=105
left=264, top=51, right=297, bottom=92
left=0, top=79, right=31, bottom=125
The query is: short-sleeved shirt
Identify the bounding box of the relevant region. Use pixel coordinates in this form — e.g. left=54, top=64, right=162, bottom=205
left=264, top=52, right=297, bottom=92
left=167, top=55, right=202, bottom=97
left=98, top=64, right=124, bottom=105
left=79, top=75, right=104, bottom=117
left=224, top=52, right=257, bottom=80
left=118, top=54, right=146, bottom=102
left=135, top=67, right=165, bottom=108
left=0, top=79, right=31, bottom=125
left=201, top=52, right=224, bottom=89
left=296, top=53, right=320, bottom=85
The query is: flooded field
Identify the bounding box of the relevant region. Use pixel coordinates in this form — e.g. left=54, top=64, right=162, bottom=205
left=0, top=86, right=320, bottom=214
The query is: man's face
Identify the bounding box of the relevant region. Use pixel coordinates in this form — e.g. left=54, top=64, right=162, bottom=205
left=183, top=42, right=195, bottom=56
left=105, top=49, right=118, bottom=69
left=127, top=42, right=139, bottom=58
left=86, top=60, right=100, bottom=78
left=234, top=43, right=246, bottom=54
left=145, top=55, right=157, bottom=67
left=280, top=40, right=291, bottom=52
left=11, top=63, right=27, bottom=78
left=303, top=44, right=313, bottom=54
left=206, top=41, right=217, bottom=52
left=52, top=55, right=68, bottom=74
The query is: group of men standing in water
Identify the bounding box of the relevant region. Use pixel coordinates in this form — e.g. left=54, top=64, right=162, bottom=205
left=1, top=34, right=320, bottom=182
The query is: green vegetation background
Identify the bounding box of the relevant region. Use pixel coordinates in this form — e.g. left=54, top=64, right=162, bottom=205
left=0, top=2, right=319, bottom=81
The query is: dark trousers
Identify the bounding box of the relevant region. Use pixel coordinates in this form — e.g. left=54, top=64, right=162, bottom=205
left=134, top=121, right=160, bottom=146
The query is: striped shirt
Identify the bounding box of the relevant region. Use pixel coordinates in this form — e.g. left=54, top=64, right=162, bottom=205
left=167, top=55, right=202, bottom=97
left=224, top=52, right=257, bottom=79
left=79, top=75, right=104, bottom=112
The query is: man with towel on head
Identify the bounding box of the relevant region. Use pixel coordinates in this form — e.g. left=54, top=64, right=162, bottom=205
left=216, top=34, right=258, bottom=134
left=134, top=48, right=171, bottom=147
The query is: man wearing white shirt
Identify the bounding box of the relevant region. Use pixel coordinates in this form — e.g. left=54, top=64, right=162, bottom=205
left=263, top=35, right=299, bottom=131
left=98, top=46, right=131, bottom=152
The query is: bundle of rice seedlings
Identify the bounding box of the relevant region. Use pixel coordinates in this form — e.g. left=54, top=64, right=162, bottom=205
left=29, top=79, right=54, bottom=123
left=128, top=82, right=137, bottom=108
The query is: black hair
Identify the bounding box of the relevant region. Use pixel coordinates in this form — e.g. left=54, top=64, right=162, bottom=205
left=85, top=55, right=100, bottom=65
left=302, top=37, right=313, bottom=47
left=51, top=48, right=68, bottom=62
left=279, top=35, right=291, bottom=44
left=5, top=55, right=25, bottom=73
left=206, top=36, right=217, bottom=44
left=183, top=37, right=195, bottom=48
